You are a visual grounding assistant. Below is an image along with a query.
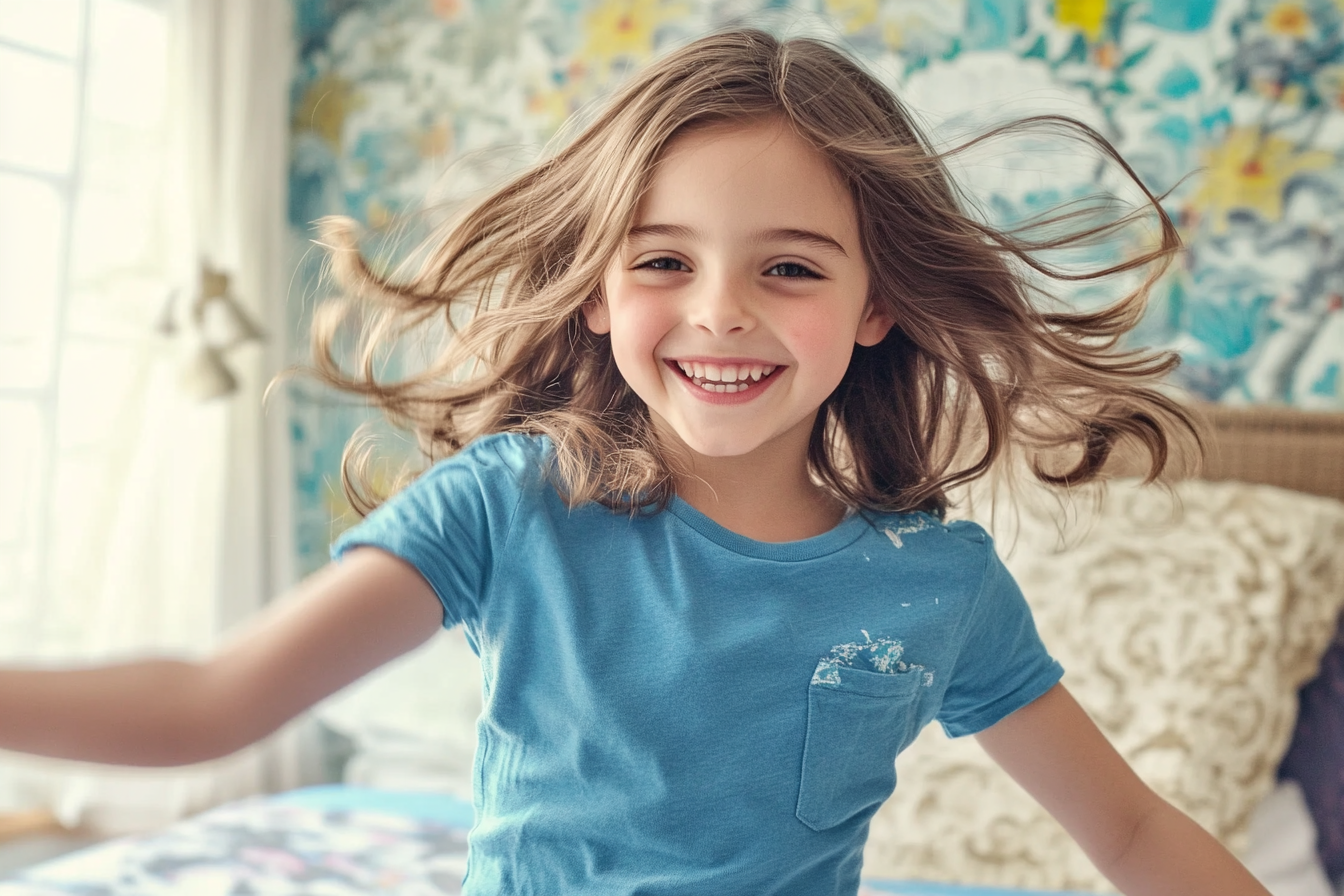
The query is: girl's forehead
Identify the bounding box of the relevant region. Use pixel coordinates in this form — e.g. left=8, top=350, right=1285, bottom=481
left=633, top=120, right=859, bottom=241
left=655, top=118, right=832, bottom=178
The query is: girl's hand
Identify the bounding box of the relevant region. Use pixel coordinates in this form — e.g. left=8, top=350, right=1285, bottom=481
left=975, top=683, right=1272, bottom=896
left=0, top=548, right=442, bottom=766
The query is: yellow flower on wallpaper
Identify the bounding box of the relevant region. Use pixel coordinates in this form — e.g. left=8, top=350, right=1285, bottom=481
left=1265, top=2, right=1312, bottom=38
left=825, top=0, right=879, bottom=34
left=527, top=86, right=573, bottom=127
left=580, top=0, right=691, bottom=80
left=294, top=73, right=363, bottom=150
left=1192, top=127, right=1333, bottom=232
left=1055, top=0, right=1107, bottom=41
left=882, top=18, right=903, bottom=48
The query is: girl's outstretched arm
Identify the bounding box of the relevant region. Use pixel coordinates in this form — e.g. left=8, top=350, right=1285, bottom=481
left=0, top=548, right=442, bottom=766
left=975, top=683, right=1272, bottom=896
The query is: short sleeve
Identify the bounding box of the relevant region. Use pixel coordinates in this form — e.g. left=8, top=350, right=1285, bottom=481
left=936, top=529, right=1064, bottom=738
left=330, top=434, right=532, bottom=629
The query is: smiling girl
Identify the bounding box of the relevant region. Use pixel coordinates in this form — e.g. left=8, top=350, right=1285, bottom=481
left=0, top=28, right=1269, bottom=896
left=587, top=118, right=889, bottom=539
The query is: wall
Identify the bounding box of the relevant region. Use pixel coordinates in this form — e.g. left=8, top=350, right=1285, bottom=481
left=285, top=0, right=1344, bottom=571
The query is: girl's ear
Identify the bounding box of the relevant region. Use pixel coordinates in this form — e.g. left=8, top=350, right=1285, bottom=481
left=855, top=303, right=896, bottom=347
left=582, top=296, right=611, bottom=335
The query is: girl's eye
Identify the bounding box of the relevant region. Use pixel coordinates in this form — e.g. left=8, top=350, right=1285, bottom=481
left=767, top=261, right=821, bottom=279
left=636, top=257, right=689, bottom=273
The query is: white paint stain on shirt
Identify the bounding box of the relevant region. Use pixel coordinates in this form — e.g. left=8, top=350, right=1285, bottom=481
left=883, top=515, right=933, bottom=549
left=811, top=631, right=934, bottom=687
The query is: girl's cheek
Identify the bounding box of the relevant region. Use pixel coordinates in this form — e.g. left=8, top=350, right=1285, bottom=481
left=784, top=315, right=845, bottom=361
left=608, top=296, right=678, bottom=374
left=621, top=289, right=680, bottom=336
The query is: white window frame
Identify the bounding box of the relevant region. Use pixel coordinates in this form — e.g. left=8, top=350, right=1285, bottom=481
left=0, top=0, right=169, bottom=636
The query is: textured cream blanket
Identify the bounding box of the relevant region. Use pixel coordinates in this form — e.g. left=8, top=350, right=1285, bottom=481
left=865, top=478, right=1344, bottom=893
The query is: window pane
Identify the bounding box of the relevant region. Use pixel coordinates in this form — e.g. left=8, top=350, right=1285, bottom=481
left=0, top=47, right=78, bottom=173
left=71, top=182, right=157, bottom=277
left=46, top=339, right=151, bottom=609
left=0, top=400, right=41, bottom=544
left=0, top=400, right=43, bottom=649
left=67, top=0, right=172, bottom=336
left=0, top=173, right=63, bottom=388
left=0, top=0, right=82, bottom=58
left=86, top=0, right=167, bottom=128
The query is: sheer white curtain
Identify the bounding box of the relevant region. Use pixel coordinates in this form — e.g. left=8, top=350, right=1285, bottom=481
left=0, top=0, right=316, bottom=834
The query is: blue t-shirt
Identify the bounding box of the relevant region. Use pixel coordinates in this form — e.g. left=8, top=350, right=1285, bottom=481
left=332, top=433, right=1062, bottom=896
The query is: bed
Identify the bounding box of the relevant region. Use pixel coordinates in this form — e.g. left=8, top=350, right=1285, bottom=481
left=2, top=404, right=1343, bottom=895
left=0, top=785, right=1088, bottom=895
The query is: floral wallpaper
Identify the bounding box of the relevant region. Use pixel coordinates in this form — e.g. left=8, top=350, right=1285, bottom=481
left=286, top=0, right=1344, bottom=572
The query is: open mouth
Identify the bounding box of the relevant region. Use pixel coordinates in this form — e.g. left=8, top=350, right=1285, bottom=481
left=668, top=360, right=782, bottom=394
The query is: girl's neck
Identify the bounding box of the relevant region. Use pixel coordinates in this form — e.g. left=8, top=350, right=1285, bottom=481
left=669, top=440, right=847, bottom=544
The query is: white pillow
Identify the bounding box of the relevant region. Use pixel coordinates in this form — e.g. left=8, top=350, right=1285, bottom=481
left=1245, top=780, right=1334, bottom=896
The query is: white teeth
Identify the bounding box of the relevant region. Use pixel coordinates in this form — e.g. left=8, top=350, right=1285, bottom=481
left=674, top=360, right=779, bottom=389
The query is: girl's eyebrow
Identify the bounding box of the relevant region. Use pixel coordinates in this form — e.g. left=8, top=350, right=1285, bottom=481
left=624, top=223, right=849, bottom=258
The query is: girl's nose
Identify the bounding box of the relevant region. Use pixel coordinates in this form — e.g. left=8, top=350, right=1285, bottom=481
left=686, top=274, right=755, bottom=336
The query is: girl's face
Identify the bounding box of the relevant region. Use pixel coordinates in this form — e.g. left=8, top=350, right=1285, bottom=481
left=587, top=118, right=893, bottom=462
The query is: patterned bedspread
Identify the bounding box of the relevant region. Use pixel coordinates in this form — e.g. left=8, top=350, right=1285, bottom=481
left=0, top=787, right=1080, bottom=895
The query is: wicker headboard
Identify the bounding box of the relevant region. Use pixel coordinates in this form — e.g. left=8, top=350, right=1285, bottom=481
left=1194, top=404, right=1344, bottom=503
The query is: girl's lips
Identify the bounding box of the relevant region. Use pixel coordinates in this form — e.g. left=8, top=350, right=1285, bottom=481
left=664, top=359, right=785, bottom=403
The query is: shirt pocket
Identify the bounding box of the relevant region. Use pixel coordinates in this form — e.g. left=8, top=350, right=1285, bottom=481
left=795, top=665, right=923, bottom=832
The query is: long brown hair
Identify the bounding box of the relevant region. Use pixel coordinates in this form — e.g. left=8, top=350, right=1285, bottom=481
left=306, top=27, right=1200, bottom=517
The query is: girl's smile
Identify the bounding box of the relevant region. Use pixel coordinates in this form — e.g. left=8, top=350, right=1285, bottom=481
left=666, top=358, right=782, bottom=401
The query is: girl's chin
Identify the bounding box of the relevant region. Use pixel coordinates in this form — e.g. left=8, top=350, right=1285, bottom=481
left=664, top=424, right=795, bottom=461
left=649, top=421, right=763, bottom=459
left=647, top=410, right=817, bottom=463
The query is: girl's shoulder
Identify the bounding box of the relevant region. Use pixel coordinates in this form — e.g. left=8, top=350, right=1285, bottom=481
left=396, top=431, right=552, bottom=507
left=421, top=431, right=551, bottom=478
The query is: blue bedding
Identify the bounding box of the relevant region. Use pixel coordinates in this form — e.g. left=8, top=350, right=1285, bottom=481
left=0, top=786, right=1087, bottom=895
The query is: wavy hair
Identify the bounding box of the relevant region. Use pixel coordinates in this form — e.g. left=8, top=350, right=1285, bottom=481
left=305, top=27, right=1200, bottom=517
